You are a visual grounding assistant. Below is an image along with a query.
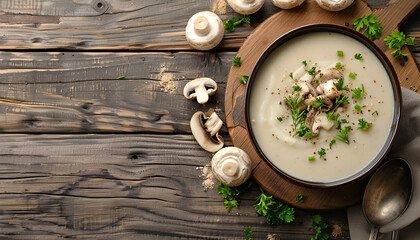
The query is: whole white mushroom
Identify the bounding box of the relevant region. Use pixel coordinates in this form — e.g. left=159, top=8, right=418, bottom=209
left=212, top=147, right=252, bottom=187
left=185, top=11, right=224, bottom=51
left=271, top=0, right=305, bottom=9
left=315, top=0, right=354, bottom=11
left=227, top=0, right=264, bottom=15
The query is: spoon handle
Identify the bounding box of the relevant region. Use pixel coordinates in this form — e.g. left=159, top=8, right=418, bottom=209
left=391, top=230, right=398, bottom=240
left=369, top=227, right=379, bottom=240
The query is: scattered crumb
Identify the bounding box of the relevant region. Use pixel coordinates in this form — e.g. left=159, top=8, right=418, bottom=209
left=159, top=65, right=176, bottom=94
left=197, top=164, right=214, bottom=191
left=267, top=234, right=277, bottom=240
left=332, top=224, right=342, bottom=237
left=212, top=0, right=226, bottom=14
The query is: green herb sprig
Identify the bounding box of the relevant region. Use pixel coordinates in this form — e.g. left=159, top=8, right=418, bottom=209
left=224, top=15, right=251, bottom=32
left=244, top=227, right=252, bottom=240
left=254, top=187, right=295, bottom=225
left=352, top=84, right=365, bottom=99
left=384, top=31, right=418, bottom=59
left=232, top=57, right=241, bottom=66
left=353, top=14, right=383, bottom=41
left=335, top=126, right=351, bottom=144
left=217, top=181, right=252, bottom=212
left=358, top=118, right=372, bottom=130
left=311, top=215, right=329, bottom=240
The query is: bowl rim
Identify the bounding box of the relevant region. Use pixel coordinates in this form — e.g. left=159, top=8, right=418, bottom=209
left=244, top=23, right=402, bottom=188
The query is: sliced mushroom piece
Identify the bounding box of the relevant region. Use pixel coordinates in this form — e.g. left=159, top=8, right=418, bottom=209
left=227, top=0, right=264, bottom=15
left=272, top=0, right=305, bottom=9
left=317, top=79, right=342, bottom=99
left=316, top=0, right=354, bottom=11
left=190, top=111, right=224, bottom=152
left=305, top=110, right=335, bottom=137
left=305, top=108, right=318, bottom=132
left=314, top=68, right=344, bottom=84
left=212, top=147, right=252, bottom=187
left=183, top=77, right=217, bottom=104
left=185, top=11, right=224, bottom=50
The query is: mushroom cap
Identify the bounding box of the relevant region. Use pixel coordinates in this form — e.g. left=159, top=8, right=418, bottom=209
left=211, top=147, right=252, bottom=187
left=271, top=0, right=305, bottom=9
left=186, top=11, right=224, bottom=51
left=315, top=0, right=354, bottom=11
left=190, top=111, right=224, bottom=152
left=183, top=77, right=217, bottom=104
left=227, top=0, right=264, bottom=15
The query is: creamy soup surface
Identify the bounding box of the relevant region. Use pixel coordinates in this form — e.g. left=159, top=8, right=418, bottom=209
left=249, top=32, right=395, bottom=182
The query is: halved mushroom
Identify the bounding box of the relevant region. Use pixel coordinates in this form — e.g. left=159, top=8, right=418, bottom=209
left=315, top=0, right=354, bottom=11
left=305, top=110, right=335, bottom=137
left=185, top=11, right=224, bottom=50
left=317, top=79, right=342, bottom=99
left=190, top=111, right=224, bottom=152
left=227, top=0, right=264, bottom=15
left=211, top=147, right=252, bottom=187
left=272, top=0, right=305, bottom=9
left=183, top=77, right=217, bottom=104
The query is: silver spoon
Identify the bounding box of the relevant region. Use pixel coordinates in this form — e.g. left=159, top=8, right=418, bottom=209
left=363, top=158, right=412, bottom=240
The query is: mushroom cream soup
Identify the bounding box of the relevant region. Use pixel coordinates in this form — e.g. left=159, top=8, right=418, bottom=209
left=249, top=32, right=395, bottom=183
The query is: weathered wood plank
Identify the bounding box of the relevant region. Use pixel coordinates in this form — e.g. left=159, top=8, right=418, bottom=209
left=0, top=51, right=232, bottom=133
left=0, top=51, right=418, bottom=134
left=0, top=134, right=350, bottom=239
left=0, top=0, right=417, bottom=50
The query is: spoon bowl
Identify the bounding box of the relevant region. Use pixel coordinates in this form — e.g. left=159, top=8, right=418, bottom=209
left=363, top=158, right=413, bottom=240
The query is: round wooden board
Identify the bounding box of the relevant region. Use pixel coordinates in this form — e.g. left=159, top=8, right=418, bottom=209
left=224, top=0, right=420, bottom=210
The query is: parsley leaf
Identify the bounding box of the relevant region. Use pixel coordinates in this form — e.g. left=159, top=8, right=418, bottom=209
left=244, top=227, right=252, bottom=240
left=384, top=31, right=418, bottom=59
left=372, top=110, right=379, bottom=116
left=354, top=104, right=362, bottom=111
left=349, top=72, right=357, bottom=79
left=335, top=126, right=351, bottom=144
left=358, top=118, right=372, bottom=130
left=336, top=62, right=341, bottom=68
left=334, top=78, right=349, bottom=91
left=352, top=84, right=365, bottom=99
left=329, top=139, right=336, bottom=149
left=254, top=187, right=295, bottom=224
left=293, top=85, right=302, bottom=93
left=237, top=74, right=249, bottom=84
left=296, top=193, right=304, bottom=203
left=311, top=215, right=329, bottom=240
left=302, top=60, right=307, bottom=66
left=313, top=96, right=327, bottom=110
left=307, top=67, right=316, bottom=75
left=224, top=15, right=251, bottom=32
left=318, top=148, right=326, bottom=158
left=232, top=57, right=241, bottom=66
left=353, top=14, right=383, bottom=41
left=289, top=72, right=293, bottom=79
left=277, top=117, right=283, bottom=122
left=327, top=113, right=340, bottom=121
left=294, top=124, right=313, bottom=139
left=330, top=95, right=349, bottom=112
left=354, top=53, right=364, bottom=61
left=217, top=181, right=252, bottom=212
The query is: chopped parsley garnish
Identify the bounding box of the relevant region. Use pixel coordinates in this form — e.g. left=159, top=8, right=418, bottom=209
left=319, top=73, right=324, bottom=77
left=315, top=79, right=320, bottom=85
left=318, top=148, right=326, bottom=158
left=293, top=85, right=302, bottom=93
left=308, top=156, right=315, bottom=161
left=384, top=30, right=417, bottom=59
left=334, top=78, right=349, bottom=91
left=302, top=60, right=307, bottom=66
left=289, top=72, right=293, bottom=79
left=237, top=74, right=249, bottom=84
left=117, top=75, right=125, bottom=79
left=277, top=117, right=283, bottom=122
left=352, top=84, right=365, bottom=99
left=294, top=124, right=313, bottom=139
left=354, top=104, right=362, bottom=111
left=296, top=193, right=304, bottom=203
left=330, top=95, right=349, bottom=112
left=336, top=62, right=342, bottom=68
left=224, top=15, right=251, bottom=32
left=329, top=139, right=336, bottom=149
left=311, top=215, right=329, bottom=240
left=337, top=50, right=344, bottom=56
left=232, top=57, right=241, bottom=66
left=349, top=72, right=357, bottom=79
left=307, top=67, right=316, bottom=75
left=254, top=187, right=295, bottom=224
left=335, top=126, right=351, bottom=144
left=313, top=96, right=326, bottom=110
left=354, top=53, right=364, bottom=61
left=372, top=110, right=379, bottom=116
left=244, top=227, right=252, bottom=240
left=327, top=113, right=340, bottom=121
left=358, top=118, right=372, bottom=130
left=353, top=13, right=383, bottom=41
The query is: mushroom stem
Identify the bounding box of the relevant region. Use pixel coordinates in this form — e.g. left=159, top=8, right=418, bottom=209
left=194, top=16, right=210, bottom=36
left=243, top=0, right=255, bottom=3
left=195, top=83, right=210, bottom=104
left=222, top=159, right=239, bottom=177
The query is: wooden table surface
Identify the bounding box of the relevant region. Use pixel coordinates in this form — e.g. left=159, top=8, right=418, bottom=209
left=0, top=0, right=418, bottom=239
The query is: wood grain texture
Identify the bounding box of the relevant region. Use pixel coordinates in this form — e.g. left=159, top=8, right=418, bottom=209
left=0, top=51, right=232, bottom=133
left=224, top=0, right=420, bottom=210
left=0, top=0, right=417, bottom=50
left=0, top=133, right=350, bottom=239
